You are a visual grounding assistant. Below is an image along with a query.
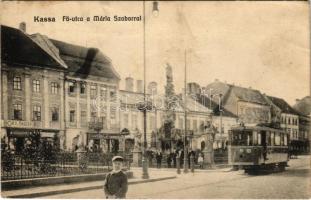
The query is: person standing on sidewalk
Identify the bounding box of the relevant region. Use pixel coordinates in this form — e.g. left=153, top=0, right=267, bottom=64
left=156, top=150, right=162, bottom=168
left=103, top=156, right=128, bottom=199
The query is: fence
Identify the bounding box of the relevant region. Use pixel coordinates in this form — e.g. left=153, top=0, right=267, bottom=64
left=1, top=152, right=132, bottom=181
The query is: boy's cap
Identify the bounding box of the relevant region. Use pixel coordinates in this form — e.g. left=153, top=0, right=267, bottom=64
left=112, top=156, right=124, bottom=162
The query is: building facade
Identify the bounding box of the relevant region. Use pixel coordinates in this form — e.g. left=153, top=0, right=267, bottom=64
left=1, top=25, right=67, bottom=153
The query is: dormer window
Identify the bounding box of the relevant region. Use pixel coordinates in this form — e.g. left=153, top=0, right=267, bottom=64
left=80, top=83, right=86, bottom=94
left=69, top=82, right=75, bottom=93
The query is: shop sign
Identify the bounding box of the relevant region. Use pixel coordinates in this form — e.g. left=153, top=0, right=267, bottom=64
left=4, top=120, right=34, bottom=128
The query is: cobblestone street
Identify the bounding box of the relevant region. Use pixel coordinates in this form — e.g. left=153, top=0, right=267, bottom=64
left=42, top=155, right=310, bottom=199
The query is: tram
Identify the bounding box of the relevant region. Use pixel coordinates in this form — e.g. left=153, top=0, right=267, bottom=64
left=229, top=124, right=289, bottom=173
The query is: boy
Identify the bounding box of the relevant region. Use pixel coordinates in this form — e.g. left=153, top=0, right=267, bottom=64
left=103, top=156, right=128, bottom=199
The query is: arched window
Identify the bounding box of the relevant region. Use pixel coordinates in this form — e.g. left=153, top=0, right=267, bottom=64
left=201, top=141, right=205, bottom=151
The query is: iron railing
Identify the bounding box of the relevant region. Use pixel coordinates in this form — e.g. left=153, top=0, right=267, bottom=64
left=1, top=152, right=132, bottom=181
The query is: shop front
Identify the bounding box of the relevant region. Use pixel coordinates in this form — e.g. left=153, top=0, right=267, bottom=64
left=2, top=120, right=60, bottom=152
left=87, top=129, right=129, bottom=153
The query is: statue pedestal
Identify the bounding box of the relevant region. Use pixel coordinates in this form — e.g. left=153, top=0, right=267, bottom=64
left=132, top=149, right=142, bottom=167
left=202, top=149, right=214, bottom=169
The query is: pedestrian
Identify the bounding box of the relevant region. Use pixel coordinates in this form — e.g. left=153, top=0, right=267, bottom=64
left=198, top=153, right=204, bottom=169
left=103, top=156, right=128, bottom=199
left=156, top=150, right=162, bottom=168
left=167, top=153, right=171, bottom=168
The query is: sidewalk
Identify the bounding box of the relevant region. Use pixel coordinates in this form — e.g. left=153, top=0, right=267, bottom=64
left=1, top=170, right=176, bottom=198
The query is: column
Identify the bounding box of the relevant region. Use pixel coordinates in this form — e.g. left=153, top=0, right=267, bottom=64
left=86, top=83, right=90, bottom=123
left=24, top=71, right=31, bottom=121
left=59, top=74, right=65, bottom=150
left=76, top=81, right=80, bottom=128
left=43, top=70, right=49, bottom=128
left=2, top=70, right=8, bottom=120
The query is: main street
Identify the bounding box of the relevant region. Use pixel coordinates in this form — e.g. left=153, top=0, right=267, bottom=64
left=42, top=155, right=310, bottom=199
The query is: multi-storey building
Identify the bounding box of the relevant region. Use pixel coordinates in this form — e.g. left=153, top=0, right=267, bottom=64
left=46, top=38, right=121, bottom=152
left=119, top=78, right=213, bottom=153
left=205, top=79, right=271, bottom=125
left=293, top=96, right=311, bottom=153
left=1, top=25, right=67, bottom=152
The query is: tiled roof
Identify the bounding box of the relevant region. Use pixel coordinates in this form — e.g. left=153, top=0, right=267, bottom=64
left=267, top=96, right=300, bottom=115
left=1, top=25, right=65, bottom=69
left=195, top=94, right=237, bottom=118
left=49, top=39, right=120, bottom=80
left=30, top=34, right=68, bottom=69
left=206, top=81, right=268, bottom=105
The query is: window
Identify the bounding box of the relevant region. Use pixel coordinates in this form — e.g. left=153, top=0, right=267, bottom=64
left=253, top=131, right=258, bottom=145
left=33, top=105, right=41, bottom=121
left=69, top=82, right=75, bottom=93
left=91, top=111, right=97, bottom=122
left=80, top=83, right=86, bottom=94
left=13, top=104, right=22, bottom=120
left=100, top=86, right=107, bottom=101
left=258, top=132, right=262, bottom=145
left=110, top=90, right=116, bottom=102
left=284, top=134, right=288, bottom=146
left=32, top=80, right=40, bottom=92
left=90, top=85, right=97, bottom=96
left=51, top=82, right=58, bottom=94
left=70, top=110, right=75, bottom=122
left=51, top=107, right=58, bottom=121
left=275, top=132, right=281, bottom=145
left=13, top=77, right=21, bottom=90
left=270, top=132, right=275, bottom=146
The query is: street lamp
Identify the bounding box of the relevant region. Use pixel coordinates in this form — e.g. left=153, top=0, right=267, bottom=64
left=141, top=0, right=159, bottom=179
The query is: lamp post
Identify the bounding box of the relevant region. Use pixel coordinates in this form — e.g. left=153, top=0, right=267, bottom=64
left=183, top=49, right=189, bottom=173
left=141, top=0, right=159, bottom=180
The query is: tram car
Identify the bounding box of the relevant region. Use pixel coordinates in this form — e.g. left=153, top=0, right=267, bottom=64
left=229, top=125, right=289, bottom=173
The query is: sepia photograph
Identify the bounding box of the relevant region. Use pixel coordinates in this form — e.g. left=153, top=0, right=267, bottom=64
left=0, top=1, right=310, bottom=199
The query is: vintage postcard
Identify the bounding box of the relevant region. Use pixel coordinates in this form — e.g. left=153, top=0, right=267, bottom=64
left=1, top=1, right=310, bottom=199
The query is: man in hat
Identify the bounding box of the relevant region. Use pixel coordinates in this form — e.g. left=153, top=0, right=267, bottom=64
left=103, top=156, right=128, bottom=199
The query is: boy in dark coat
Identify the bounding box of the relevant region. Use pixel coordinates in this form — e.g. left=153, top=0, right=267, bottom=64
left=103, top=156, right=128, bottom=199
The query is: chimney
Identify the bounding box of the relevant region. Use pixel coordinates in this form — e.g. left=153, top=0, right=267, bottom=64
left=215, top=79, right=219, bottom=82
left=296, top=99, right=300, bottom=103
left=19, top=22, right=26, bottom=33
left=136, top=80, right=143, bottom=93
left=148, top=81, right=158, bottom=95
left=187, top=82, right=201, bottom=95
left=125, top=77, right=134, bottom=92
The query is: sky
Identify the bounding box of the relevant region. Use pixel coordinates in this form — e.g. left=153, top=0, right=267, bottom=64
left=1, top=1, right=310, bottom=105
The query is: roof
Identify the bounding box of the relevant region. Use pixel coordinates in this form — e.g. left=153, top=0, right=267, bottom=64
left=206, top=81, right=268, bottom=105
left=30, top=34, right=68, bottom=69
left=48, top=38, right=120, bottom=80
left=1, top=25, right=65, bottom=69
left=293, top=96, right=311, bottom=116
left=195, top=94, right=237, bottom=118
left=267, top=96, right=300, bottom=115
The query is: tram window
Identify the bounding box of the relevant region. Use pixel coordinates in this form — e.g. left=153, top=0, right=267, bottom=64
left=280, top=133, right=284, bottom=146
left=266, top=131, right=271, bottom=146
left=275, top=132, right=281, bottom=145
left=253, top=131, right=258, bottom=145
left=270, top=132, right=275, bottom=146
left=258, top=133, right=262, bottom=145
